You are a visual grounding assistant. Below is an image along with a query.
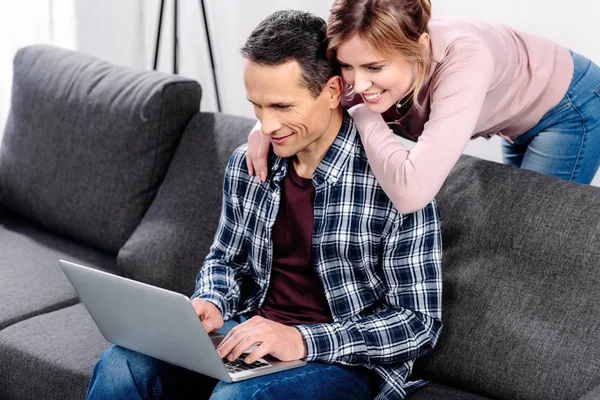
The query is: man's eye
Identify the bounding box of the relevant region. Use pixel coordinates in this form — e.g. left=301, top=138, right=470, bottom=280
left=273, top=105, right=290, bottom=111
left=340, top=64, right=352, bottom=70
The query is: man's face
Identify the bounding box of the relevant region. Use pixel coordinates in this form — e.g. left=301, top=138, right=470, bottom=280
left=244, top=60, right=338, bottom=158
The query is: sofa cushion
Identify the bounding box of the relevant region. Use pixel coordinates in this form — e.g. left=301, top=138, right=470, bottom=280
left=0, top=45, right=201, bottom=254
left=580, top=384, right=600, bottom=400
left=0, top=304, right=111, bottom=400
left=0, top=214, right=117, bottom=330
left=414, top=155, right=600, bottom=400
left=117, top=112, right=255, bottom=294
left=407, top=383, right=493, bottom=400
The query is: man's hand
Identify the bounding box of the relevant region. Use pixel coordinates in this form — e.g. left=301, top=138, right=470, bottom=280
left=216, top=316, right=306, bottom=364
left=191, top=298, right=224, bottom=333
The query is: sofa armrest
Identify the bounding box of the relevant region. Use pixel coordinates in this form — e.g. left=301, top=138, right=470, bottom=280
left=579, top=384, right=600, bottom=400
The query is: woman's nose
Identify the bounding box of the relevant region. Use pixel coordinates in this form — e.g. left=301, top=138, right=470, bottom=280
left=353, top=71, right=372, bottom=93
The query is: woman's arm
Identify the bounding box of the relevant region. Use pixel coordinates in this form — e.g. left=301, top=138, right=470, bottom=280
left=245, top=120, right=271, bottom=182
left=353, top=42, right=495, bottom=213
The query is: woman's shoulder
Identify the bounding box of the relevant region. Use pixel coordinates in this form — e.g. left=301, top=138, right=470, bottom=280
left=428, top=17, right=498, bottom=54
left=427, top=17, right=502, bottom=73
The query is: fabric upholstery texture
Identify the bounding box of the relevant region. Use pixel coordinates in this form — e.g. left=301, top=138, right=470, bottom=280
left=580, top=384, right=600, bottom=400
left=0, top=45, right=201, bottom=253
left=406, top=383, right=493, bottom=400
left=0, top=214, right=116, bottom=330
left=413, top=155, right=600, bottom=400
left=0, top=304, right=110, bottom=400
left=117, top=112, right=255, bottom=295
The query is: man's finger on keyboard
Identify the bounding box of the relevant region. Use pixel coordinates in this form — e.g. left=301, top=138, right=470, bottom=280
left=243, top=344, right=270, bottom=364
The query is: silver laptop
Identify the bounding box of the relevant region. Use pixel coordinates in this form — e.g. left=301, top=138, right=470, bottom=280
left=58, top=259, right=306, bottom=382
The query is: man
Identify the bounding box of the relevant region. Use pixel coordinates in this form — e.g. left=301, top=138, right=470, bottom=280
left=86, top=10, right=442, bottom=400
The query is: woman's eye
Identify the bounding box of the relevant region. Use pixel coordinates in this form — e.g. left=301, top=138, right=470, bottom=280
left=368, top=66, right=382, bottom=72
left=340, top=64, right=352, bottom=70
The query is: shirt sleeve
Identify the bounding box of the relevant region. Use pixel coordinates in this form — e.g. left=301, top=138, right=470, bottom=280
left=352, top=41, right=495, bottom=214
left=191, top=151, right=251, bottom=319
left=295, top=201, right=443, bottom=368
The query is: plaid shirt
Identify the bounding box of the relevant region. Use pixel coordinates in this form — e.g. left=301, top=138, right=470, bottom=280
left=193, top=113, right=443, bottom=399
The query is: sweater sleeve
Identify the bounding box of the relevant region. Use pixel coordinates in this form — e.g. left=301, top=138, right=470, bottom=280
left=352, top=41, right=495, bottom=214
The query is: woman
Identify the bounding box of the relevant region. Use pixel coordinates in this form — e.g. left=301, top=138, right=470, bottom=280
left=246, top=0, right=600, bottom=213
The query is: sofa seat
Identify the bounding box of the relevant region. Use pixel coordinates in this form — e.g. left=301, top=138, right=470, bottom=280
left=0, top=214, right=117, bottom=330
left=0, top=303, right=110, bottom=400
left=407, top=383, right=493, bottom=399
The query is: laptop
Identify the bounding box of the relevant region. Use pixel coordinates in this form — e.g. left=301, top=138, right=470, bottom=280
left=58, top=259, right=306, bottom=382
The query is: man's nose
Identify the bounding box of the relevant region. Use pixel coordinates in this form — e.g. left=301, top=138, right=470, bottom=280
left=260, top=110, right=282, bottom=136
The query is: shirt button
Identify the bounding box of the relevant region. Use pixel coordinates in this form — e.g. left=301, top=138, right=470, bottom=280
left=272, top=192, right=278, bottom=199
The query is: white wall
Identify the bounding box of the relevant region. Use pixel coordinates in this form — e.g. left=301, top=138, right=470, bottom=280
left=75, top=0, right=218, bottom=112
left=0, top=0, right=76, bottom=141
left=73, top=0, right=600, bottom=185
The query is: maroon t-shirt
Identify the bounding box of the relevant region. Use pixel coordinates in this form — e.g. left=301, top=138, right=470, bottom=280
left=255, top=163, right=333, bottom=325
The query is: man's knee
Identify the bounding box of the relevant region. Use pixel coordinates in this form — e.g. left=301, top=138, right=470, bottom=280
left=87, top=346, right=158, bottom=399
left=97, top=345, right=153, bottom=375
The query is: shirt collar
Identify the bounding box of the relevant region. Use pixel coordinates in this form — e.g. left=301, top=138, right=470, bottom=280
left=267, top=111, right=357, bottom=187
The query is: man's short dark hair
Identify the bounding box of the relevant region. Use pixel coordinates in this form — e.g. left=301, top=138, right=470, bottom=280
left=241, top=10, right=338, bottom=98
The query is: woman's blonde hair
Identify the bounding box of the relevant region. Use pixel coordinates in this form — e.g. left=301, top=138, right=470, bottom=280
left=327, top=0, right=432, bottom=107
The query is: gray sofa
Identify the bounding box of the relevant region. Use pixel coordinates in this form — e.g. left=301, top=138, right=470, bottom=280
left=0, top=45, right=598, bottom=400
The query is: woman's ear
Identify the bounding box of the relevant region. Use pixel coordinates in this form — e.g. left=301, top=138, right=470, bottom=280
left=419, top=32, right=430, bottom=48
left=324, top=75, right=344, bottom=108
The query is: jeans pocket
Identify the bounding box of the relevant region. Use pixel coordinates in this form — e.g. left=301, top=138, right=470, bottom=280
left=541, top=99, right=572, bottom=122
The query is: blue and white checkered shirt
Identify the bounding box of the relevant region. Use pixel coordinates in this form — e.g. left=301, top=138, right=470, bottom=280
left=194, top=113, right=443, bottom=399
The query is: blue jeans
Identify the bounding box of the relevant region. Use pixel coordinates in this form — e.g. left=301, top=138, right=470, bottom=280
left=86, top=316, right=373, bottom=400
left=502, top=50, right=600, bottom=183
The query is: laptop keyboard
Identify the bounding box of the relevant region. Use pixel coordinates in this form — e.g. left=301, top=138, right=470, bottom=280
left=224, top=356, right=271, bottom=373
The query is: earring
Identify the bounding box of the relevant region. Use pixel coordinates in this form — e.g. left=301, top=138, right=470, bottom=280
left=345, top=83, right=355, bottom=98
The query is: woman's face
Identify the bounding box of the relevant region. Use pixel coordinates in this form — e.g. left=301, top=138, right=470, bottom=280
left=336, top=34, right=415, bottom=113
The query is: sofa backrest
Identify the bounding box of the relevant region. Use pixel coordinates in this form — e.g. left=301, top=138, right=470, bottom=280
left=117, top=112, right=255, bottom=294
left=414, top=155, right=600, bottom=400
left=0, top=45, right=201, bottom=254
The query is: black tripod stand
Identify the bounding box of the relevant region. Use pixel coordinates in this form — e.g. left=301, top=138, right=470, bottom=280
left=152, top=0, right=222, bottom=111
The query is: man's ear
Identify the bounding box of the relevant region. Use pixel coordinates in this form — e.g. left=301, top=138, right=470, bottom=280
left=324, top=76, right=344, bottom=109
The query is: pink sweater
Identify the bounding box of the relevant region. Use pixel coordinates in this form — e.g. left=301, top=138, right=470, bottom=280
left=349, top=17, right=574, bottom=213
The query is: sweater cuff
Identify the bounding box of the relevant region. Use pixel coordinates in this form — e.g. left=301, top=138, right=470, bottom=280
left=349, top=104, right=390, bottom=139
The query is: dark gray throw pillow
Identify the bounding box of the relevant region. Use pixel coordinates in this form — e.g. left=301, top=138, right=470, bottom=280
left=0, top=45, right=201, bottom=253
left=117, top=112, right=255, bottom=295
